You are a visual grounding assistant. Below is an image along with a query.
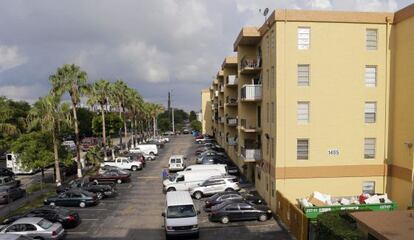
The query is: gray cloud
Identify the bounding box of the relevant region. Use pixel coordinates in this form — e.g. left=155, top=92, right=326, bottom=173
left=0, top=0, right=412, bottom=110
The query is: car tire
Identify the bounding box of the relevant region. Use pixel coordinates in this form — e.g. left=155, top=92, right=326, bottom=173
left=225, top=188, right=234, bottom=192
left=221, top=216, right=230, bottom=224
left=96, top=192, right=103, bottom=200
left=258, top=214, right=267, bottom=222
left=131, top=166, right=138, bottom=171
left=193, top=191, right=203, bottom=200
left=117, top=179, right=122, bottom=184
left=49, top=202, right=55, bottom=206
left=150, top=152, right=155, bottom=156
left=167, top=187, right=176, bottom=192
left=79, top=202, right=86, bottom=208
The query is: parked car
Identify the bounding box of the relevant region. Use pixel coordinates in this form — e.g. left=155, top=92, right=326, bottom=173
left=0, top=185, right=26, bottom=204
left=208, top=200, right=272, bottom=224
left=0, top=176, right=20, bottom=187
left=80, top=137, right=101, bottom=152
left=122, top=153, right=146, bottom=167
left=179, top=164, right=227, bottom=175
left=196, top=151, right=226, bottom=164
left=0, top=217, right=65, bottom=239
left=56, top=177, right=116, bottom=199
left=204, top=192, right=264, bottom=211
left=44, top=189, right=99, bottom=208
left=168, top=155, right=186, bottom=172
left=0, top=168, right=15, bottom=178
left=163, top=170, right=222, bottom=192
left=89, top=170, right=131, bottom=184
left=189, top=175, right=240, bottom=199
left=100, top=157, right=142, bottom=171
left=130, top=144, right=158, bottom=156
left=3, top=206, right=81, bottom=229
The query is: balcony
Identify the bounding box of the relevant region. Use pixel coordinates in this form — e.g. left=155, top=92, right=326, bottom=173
left=240, top=119, right=260, bottom=132
left=240, top=57, right=261, bottom=75
left=225, top=96, right=238, bottom=107
left=241, top=146, right=262, bottom=162
left=214, top=90, right=219, bottom=97
left=219, top=101, right=224, bottom=108
left=226, top=117, right=238, bottom=127
left=219, top=117, right=225, bottom=124
left=220, top=85, right=224, bottom=93
left=226, top=75, right=238, bottom=87
left=241, top=84, right=262, bottom=101
left=227, top=137, right=237, bottom=146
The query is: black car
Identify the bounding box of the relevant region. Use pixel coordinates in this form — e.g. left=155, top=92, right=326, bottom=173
left=204, top=192, right=264, bottom=211
left=208, top=199, right=272, bottom=224
left=0, top=185, right=26, bottom=204
left=44, top=189, right=99, bottom=208
left=3, top=205, right=81, bottom=228
left=0, top=167, right=15, bottom=177
left=56, top=177, right=116, bottom=199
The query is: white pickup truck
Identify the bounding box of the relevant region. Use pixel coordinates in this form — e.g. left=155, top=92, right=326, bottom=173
left=100, top=157, right=142, bottom=171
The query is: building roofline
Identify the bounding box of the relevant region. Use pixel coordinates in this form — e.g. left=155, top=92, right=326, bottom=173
left=221, top=56, right=238, bottom=69
left=394, top=3, right=414, bottom=23
left=233, top=27, right=261, bottom=51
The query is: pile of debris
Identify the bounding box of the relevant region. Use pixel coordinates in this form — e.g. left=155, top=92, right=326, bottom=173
left=298, top=191, right=392, bottom=207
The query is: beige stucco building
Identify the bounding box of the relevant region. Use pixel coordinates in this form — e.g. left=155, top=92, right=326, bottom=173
left=202, top=3, right=414, bottom=211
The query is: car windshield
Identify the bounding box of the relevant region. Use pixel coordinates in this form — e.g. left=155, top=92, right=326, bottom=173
left=38, top=219, right=53, bottom=229
left=167, top=205, right=196, bottom=218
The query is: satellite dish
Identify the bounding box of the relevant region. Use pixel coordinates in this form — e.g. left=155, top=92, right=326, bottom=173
left=263, top=8, right=269, bottom=16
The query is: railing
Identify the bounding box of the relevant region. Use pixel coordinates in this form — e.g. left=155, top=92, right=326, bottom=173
left=225, top=96, right=237, bottom=105
left=220, top=117, right=225, bottom=124
left=241, top=84, right=262, bottom=101
left=215, top=90, right=219, bottom=97
left=220, top=85, right=224, bottom=92
left=241, top=146, right=262, bottom=161
left=240, top=56, right=261, bottom=70
left=226, top=117, right=237, bottom=126
left=226, top=75, right=238, bottom=85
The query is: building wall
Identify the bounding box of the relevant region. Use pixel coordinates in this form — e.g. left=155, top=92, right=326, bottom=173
left=223, top=64, right=238, bottom=164
left=201, top=89, right=212, bottom=135
left=273, top=20, right=390, bottom=202
left=389, top=13, right=414, bottom=209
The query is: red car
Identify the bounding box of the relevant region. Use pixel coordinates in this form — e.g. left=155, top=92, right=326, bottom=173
left=89, top=170, right=131, bottom=184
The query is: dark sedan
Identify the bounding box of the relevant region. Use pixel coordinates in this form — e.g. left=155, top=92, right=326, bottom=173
left=89, top=170, right=131, bottom=184
left=3, top=205, right=81, bottom=228
left=208, top=200, right=272, bottom=224
left=0, top=185, right=26, bottom=204
left=204, top=192, right=264, bottom=211
left=56, top=177, right=116, bottom=199
left=0, top=168, right=15, bottom=177
left=44, top=189, right=99, bottom=208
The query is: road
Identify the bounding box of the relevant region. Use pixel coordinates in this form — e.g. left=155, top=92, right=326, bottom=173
left=65, top=135, right=291, bottom=240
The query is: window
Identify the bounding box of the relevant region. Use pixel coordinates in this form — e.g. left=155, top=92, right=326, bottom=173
left=366, top=29, right=378, bottom=50
left=298, top=64, right=310, bottom=86
left=271, top=102, right=275, bottom=123
left=362, top=181, right=376, bottom=195
left=297, top=139, right=309, bottom=160
left=298, top=27, right=310, bottom=50
left=365, top=102, right=376, bottom=123
left=364, top=138, right=376, bottom=159
left=365, top=66, right=377, bottom=87
left=297, top=102, right=310, bottom=124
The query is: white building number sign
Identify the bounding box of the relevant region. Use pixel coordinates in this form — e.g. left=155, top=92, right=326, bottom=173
left=328, top=148, right=340, bottom=156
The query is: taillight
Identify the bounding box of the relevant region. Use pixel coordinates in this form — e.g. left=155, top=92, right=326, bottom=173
left=52, top=231, right=57, bottom=236
left=67, top=215, right=76, bottom=221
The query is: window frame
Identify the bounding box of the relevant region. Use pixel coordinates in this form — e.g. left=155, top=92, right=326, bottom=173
left=297, top=101, right=310, bottom=124
left=297, top=139, right=309, bottom=160
left=297, top=27, right=310, bottom=50
left=366, top=29, right=378, bottom=50
left=365, top=65, right=377, bottom=87
left=297, top=64, right=310, bottom=86
left=364, top=102, right=377, bottom=123
left=364, top=138, right=376, bottom=159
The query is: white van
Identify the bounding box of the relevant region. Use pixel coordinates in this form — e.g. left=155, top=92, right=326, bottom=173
left=163, top=170, right=222, bottom=192
left=162, top=191, right=199, bottom=238
left=179, top=164, right=227, bottom=175
left=130, top=144, right=158, bottom=156
left=168, top=155, right=185, bottom=172
left=6, top=153, right=36, bottom=174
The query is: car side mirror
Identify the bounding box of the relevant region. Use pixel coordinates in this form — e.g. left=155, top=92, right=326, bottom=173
left=161, top=212, right=165, bottom=217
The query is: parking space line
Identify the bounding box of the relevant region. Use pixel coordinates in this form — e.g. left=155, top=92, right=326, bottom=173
left=82, top=218, right=99, bottom=221
left=137, top=176, right=159, bottom=179
left=66, top=231, right=88, bottom=234
left=75, top=208, right=108, bottom=211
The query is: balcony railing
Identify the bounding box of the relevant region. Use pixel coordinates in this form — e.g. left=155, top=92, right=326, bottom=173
left=241, top=146, right=262, bottom=162
left=215, top=90, right=219, bottom=97
left=240, top=56, right=262, bottom=74
left=241, top=84, right=262, bottom=101
left=226, top=117, right=237, bottom=127
left=226, top=75, right=238, bottom=86
left=225, top=96, right=238, bottom=106
left=240, top=119, right=260, bottom=132
left=220, top=117, right=225, bottom=124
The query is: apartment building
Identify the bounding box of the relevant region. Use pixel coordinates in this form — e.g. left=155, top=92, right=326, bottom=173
left=200, top=3, right=414, bottom=211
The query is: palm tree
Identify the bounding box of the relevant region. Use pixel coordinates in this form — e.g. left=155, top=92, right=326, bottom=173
left=126, top=89, right=144, bottom=147
left=28, top=93, right=71, bottom=185
left=110, top=80, right=129, bottom=148
left=50, top=64, right=88, bottom=178
left=147, top=103, right=165, bottom=138
left=87, top=79, right=111, bottom=158
left=0, top=97, right=19, bottom=137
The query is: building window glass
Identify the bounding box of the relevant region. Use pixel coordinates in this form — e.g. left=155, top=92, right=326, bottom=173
left=297, top=139, right=309, bottom=160
left=364, top=138, right=376, bottom=159
left=298, top=27, right=310, bottom=50
left=365, top=66, right=377, bottom=87
left=298, top=64, right=310, bottom=86
left=365, top=102, right=376, bottom=123
left=366, top=29, right=378, bottom=50
left=297, top=102, right=309, bottom=124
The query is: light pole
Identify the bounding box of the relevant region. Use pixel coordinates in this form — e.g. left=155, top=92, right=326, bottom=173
left=171, top=90, right=175, bottom=134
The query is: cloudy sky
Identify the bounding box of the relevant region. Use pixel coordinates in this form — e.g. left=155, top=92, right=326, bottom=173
left=0, top=0, right=411, bottom=111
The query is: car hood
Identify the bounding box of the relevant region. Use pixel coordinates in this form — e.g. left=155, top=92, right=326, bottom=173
left=165, top=216, right=197, bottom=227
left=163, top=179, right=172, bottom=186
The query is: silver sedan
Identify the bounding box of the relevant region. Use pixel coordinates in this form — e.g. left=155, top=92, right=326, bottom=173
left=0, top=217, right=64, bottom=239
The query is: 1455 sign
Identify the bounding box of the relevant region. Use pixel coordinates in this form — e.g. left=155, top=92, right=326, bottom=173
left=328, top=148, right=340, bottom=156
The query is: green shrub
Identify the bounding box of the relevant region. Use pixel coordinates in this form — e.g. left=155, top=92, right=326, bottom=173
left=315, top=210, right=369, bottom=240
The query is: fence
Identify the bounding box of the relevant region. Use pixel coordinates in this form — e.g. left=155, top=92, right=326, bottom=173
left=276, top=190, right=309, bottom=240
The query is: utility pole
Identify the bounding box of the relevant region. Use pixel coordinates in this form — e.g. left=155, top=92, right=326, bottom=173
left=171, top=90, right=175, bottom=134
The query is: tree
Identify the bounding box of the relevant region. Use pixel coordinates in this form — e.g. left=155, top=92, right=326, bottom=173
left=158, top=118, right=171, bottom=132
left=189, top=111, right=197, bottom=122
left=110, top=80, right=129, bottom=147
left=147, top=103, right=165, bottom=137
left=87, top=79, right=111, bottom=157
left=50, top=64, right=88, bottom=178
left=92, top=113, right=122, bottom=138
left=190, top=120, right=202, bottom=132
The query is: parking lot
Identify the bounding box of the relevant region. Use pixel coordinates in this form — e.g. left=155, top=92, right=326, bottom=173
left=64, top=135, right=291, bottom=240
